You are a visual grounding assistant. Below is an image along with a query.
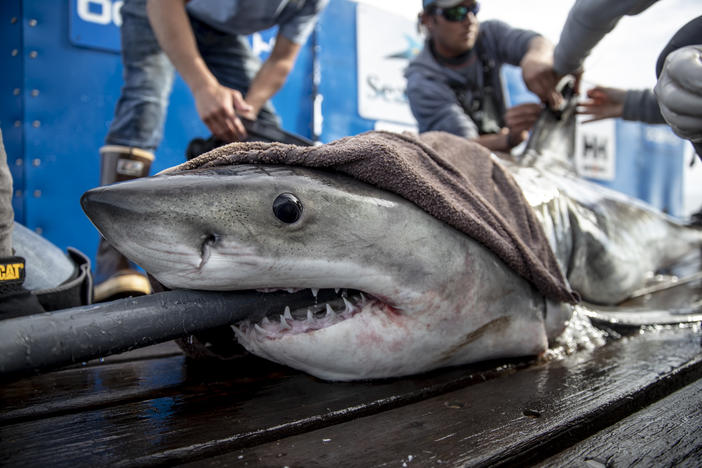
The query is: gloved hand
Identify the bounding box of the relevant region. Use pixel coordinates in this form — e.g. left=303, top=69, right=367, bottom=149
left=654, top=45, right=702, bottom=150
left=0, top=255, right=45, bottom=318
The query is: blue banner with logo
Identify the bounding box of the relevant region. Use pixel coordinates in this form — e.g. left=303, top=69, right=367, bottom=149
left=69, top=0, right=122, bottom=53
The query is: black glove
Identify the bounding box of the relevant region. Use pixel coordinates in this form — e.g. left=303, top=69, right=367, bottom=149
left=0, top=256, right=45, bottom=318
left=185, top=136, right=225, bottom=161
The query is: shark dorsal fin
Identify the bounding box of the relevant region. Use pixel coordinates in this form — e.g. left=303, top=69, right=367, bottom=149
left=519, top=77, right=578, bottom=172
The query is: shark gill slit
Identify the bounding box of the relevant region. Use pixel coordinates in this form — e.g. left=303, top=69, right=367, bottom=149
left=198, top=233, right=218, bottom=270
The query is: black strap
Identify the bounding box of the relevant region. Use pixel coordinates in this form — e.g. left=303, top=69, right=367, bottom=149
left=34, top=248, right=93, bottom=311
left=185, top=119, right=314, bottom=161
left=0, top=256, right=47, bottom=318
left=241, top=117, right=314, bottom=146
left=445, top=39, right=505, bottom=135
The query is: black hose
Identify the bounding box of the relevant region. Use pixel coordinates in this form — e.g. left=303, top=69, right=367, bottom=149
left=0, top=288, right=333, bottom=380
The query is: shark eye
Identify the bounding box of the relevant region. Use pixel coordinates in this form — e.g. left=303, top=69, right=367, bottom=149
left=273, top=193, right=303, bottom=223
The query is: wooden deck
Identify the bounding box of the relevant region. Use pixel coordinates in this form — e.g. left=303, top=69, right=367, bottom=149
left=1, top=320, right=701, bottom=467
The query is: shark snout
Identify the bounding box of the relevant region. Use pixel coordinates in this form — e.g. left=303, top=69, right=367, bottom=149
left=81, top=185, right=117, bottom=228
left=80, top=179, right=153, bottom=238
left=81, top=185, right=112, bottom=220
left=81, top=184, right=132, bottom=231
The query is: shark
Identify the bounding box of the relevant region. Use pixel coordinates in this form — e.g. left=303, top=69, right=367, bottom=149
left=81, top=103, right=702, bottom=381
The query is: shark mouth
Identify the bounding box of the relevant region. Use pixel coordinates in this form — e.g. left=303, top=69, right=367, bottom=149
left=233, top=288, right=387, bottom=341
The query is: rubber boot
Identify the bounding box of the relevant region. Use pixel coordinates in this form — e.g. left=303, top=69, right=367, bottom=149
left=93, top=145, right=154, bottom=302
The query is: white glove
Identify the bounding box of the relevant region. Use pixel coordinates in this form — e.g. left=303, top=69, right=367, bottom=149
left=654, top=45, right=702, bottom=145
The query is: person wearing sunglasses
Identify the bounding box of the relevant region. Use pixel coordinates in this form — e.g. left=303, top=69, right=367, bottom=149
left=405, top=0, right=561, bottom=152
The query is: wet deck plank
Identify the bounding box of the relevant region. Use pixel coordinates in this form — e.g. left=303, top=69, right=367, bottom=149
left=175, top=327, right=702, bottom=467
left=0, top=342, right=184, bottom=423
left=0, top=345, right=529, bottom=466
left=1, top=326, right=699, bottom=467
left=540, top=378, right=702, bottom=467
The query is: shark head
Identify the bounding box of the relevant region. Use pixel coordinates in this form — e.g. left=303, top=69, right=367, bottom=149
left=82, top=164, right=565, bottom=380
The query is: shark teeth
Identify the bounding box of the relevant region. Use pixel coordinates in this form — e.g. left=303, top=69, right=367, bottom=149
left=236, top=290, right=365, bottom=340
left=279, top=313, right=292, bottom=331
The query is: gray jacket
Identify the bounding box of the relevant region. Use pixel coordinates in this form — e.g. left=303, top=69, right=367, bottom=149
left=405, top=20, right=538, bottom=138
left=553, top=0, right=659, bottom=75
left=553, top=0, right=667, bottom=125
left=623, top=89, right=665, bottom=124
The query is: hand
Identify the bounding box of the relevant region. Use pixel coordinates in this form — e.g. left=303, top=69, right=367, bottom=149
left=192, top=83, right=254, bottom=142
left=523, top=63, right=563, bottom=110
left=577, top=86, right=626, bottom=123
left=519, top=37, right=561, bottom=108
left=654, top=45, right=702, bottom=144
left=498, top=127, right=529, bottom=151
left=505, top=102, right=542, bottom=134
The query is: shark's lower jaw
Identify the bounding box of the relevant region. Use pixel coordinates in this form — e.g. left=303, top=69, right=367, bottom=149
left=233, top=288, right=382, bottom=340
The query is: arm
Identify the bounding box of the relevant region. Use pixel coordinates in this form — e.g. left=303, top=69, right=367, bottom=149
left=622, top=89, right=665, bottom=124
left=481, top=21, right=560, bottom=108
left=476, top=103, right=542, bottom=152
left=520, top=36, right=561, bottom=109
left=244, top=34, right=302, bottom=118
left=473, top=131, right=524, bottom=153
left=245, top=0, right=328, bottom=115
left=578, top=86, right=665, bottom=124
left=553, top=0, right=659, bottom=75
left=577, top=86, right=626, bottom=123
left=146, top=0, right=251, bottom=141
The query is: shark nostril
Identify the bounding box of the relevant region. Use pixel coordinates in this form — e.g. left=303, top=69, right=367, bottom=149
left=204, top=233, right=218, bottom=246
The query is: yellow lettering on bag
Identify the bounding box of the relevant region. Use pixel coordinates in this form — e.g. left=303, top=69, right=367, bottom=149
left=0, top=263, right=23, bottom=281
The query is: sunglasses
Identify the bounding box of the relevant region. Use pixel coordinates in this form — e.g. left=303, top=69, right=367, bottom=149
left=435, top=3, right=480, bottom=22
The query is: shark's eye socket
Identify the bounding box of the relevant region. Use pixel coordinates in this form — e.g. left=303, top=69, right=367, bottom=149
left=273, top=193, right=303, bottom=223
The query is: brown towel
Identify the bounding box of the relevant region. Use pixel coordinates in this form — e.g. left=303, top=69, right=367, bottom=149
left=172, top=130, right=579, bottom=304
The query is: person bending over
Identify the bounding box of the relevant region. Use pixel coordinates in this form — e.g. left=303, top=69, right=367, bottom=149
left=94, top=0, right=328, bottom=302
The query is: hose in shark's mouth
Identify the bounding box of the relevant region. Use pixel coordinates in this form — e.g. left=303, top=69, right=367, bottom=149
left=235, top=288, right=368, bottom=339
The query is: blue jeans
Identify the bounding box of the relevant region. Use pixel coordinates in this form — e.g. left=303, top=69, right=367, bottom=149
left=105, top=2, right=279, bottom=151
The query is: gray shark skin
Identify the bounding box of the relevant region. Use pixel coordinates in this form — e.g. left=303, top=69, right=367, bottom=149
left=515, top=104, right=702, bottom=305
left=80, top=106, right=702, bottom=381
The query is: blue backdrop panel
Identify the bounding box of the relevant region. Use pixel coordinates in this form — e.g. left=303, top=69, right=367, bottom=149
left=69, top=0, right=121, bottom=53
left=594, top=121, right=685, bottom=216
left=317, top=0, right=374, bottom=143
